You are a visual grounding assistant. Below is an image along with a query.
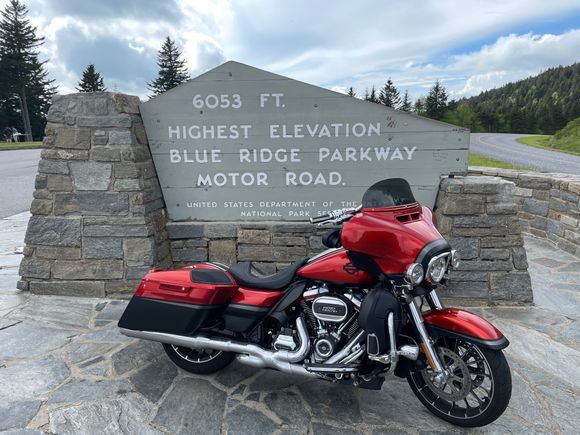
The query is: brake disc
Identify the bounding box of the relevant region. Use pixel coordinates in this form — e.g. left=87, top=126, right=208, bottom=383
left=421, top=347, right=472, bottom=402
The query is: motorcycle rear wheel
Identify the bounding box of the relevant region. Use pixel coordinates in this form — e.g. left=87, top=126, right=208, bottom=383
left=163, top=343, right=236, bottom=374
left=406, top=337, right=511, bottom=427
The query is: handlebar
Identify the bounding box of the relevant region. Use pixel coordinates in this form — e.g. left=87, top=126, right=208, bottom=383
left=309, top=205, right=362, bottom=225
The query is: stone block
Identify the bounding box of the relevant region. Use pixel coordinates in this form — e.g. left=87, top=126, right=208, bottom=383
left=77, top=115, right=132, bottom=128
left=83, top=238, right=123, bottom=259
left=167, top=222, right=204, bottom=239
left=439, top=281, right=488, bottom=299
left=565, top=182, right=580, bottom=195
left=460, top=176, right=504, bottom=194
left=453, top=215, right=512, bottom=228
left=238, top=229, right=271, bottom=244
left=25, top=216, right=81, bottom=246
left=114, top=179, right=142, bottom=191
left=272, top=236, right=307, bottom=246
left=173, top=248, right=207, bottom=262
left=41, top=148, right=89, bottom=160
left=121, top=146, right=151, bottom=162
left=112, top=93, right=141, bottom=114
left=489, top=272, right=533, bottom=303
left=512, top=247, right=528, bottom=270
left=19, top=258, right=51, bottom=279
left=53, top=260, right=124, bottom=279
left=238, top=245, right=306, bottom=262
left=438, top=194, right=485, bottom=215
left=209, top=239, right=237, bottom=265
left=70, top=161, right=112, bottom=190
left=204, top=223, right=237, bottom=238
left=54, top=192, right=129, bottom=216
left=556, top=237, right=578, bottom=255
left=272, top=224, right=313, bottom=234
left=108, top=130, right=133, bottom=145
left=309, top=235, right=325, bottom=250
left=446, top=270, right=488, bottom=281
left=83, top=225, right=151, bottom=237
left=515, top=187, right=533, bottom=197
left=83, top=96, right=109, bottom=115
left=123, top=238, right=154, bottom=265
left=29, top=280, right=105, bottom=297
left=90, top=147, right=122, bottom=162
left=522, top=198, right=549, bottom=217
left=530, top=216, right=547, bottom=230
left=30, top=198, right=53, bottom=215
left=47, top=174, right=73, bottom=192
left=106, top=280, right=141, bottom=294
left=486, top=203, right=518, bottom=215
left=125, top=266, right=152, bottom=280
left=517, top=174, right=551, bottom=189
left=452, top=226, right=509, bottom=237
left=38, top=160, right=69, bottom=175
left=92, top=129, right=109, bottom=146
left=532, top=189, right=550, bottom=200
left=458, top=260, right=514, bottom=271
left=113, top=163, right=140, bottom=178
left=480, top=235, right=523, bottom=248
left=35, top=246, right=81, bottom=260
left=480, top=248, right=510, bottom=260
left=52, top=126, right=91, bottom=150
left=448, top=237, right=479, bottom=260
left=547, top=219, right=565, bottom=237
left=563, top=229, right=580, bottom=244
left=549, top=198, right=568, bottom=213
left=134, top=123, right=148, bottom=144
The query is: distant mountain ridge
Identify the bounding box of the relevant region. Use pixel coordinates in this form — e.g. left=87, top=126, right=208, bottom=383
left=466, top=63, right=580, bottom=134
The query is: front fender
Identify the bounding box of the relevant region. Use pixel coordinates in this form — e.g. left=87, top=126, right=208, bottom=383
left=423, top=308, right=509, bottom=350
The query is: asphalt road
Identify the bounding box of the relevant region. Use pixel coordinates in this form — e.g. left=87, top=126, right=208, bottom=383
left=470, top=133, right=580, bottom=174
left=0, top=149, right=41, bottom=218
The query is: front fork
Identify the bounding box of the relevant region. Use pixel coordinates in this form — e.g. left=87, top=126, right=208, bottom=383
left=407, top=290, right=448, bottom=382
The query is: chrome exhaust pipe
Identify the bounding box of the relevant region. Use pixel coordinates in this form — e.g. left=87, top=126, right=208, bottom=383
left=119, top=317, right=317, bottom=378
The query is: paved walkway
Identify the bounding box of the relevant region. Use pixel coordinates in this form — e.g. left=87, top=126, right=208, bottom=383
left=0, top=214, right=578, bottom=434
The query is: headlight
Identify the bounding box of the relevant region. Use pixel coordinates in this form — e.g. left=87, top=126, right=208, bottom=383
left=427, top=255, right=448, bottom=283
left=405, top=263, right=424, bottom=285
left=450, top=250, right=460, bottom=268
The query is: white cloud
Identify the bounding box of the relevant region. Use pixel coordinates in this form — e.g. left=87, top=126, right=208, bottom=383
left=0, top=0, right=578, bottom=100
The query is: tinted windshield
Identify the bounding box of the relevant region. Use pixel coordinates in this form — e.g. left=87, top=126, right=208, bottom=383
left=362, top=178, right=417, bottom=208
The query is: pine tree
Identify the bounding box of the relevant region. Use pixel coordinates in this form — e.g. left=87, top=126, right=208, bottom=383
left=414, top=98, right=426, bottom=115
left=365, top=86, right=379, bottom=104
left=148, top=36, right=190, bottom=96
left=425, top=80, right=448, bottom=120
left=347, top=86, right=356, bottom=97
left=77, top=63, right=106, bottom=92
left=400, top=90, right=411, bottom=112
left=378, top=78, right=400, bottom=108
left=0, top=0, right=56, bottom=139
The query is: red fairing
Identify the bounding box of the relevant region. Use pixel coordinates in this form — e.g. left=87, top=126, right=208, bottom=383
left=230, top=288, right=284, bottom=307
left=341, top=204, right=443, bottom=275
left=296, top=249, right=375, bottom=285
left=135, top=263, right=238, bottom=305
left=422, top=308, right=504, bottom=341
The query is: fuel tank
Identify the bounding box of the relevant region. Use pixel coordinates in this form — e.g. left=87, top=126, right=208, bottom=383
left=341, top=204, right=444, bottom=275
left=296, top=249, right=375, bottom=285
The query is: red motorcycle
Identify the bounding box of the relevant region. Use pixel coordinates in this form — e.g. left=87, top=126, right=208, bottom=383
left=119, top=178, right=511, bottom=427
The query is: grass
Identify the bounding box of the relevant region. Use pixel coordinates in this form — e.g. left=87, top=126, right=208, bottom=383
left=517, top=119, right=580, bottom=156
left=0, top=141, right=43, bottom=150
left=468, top=152, right=531, bottom=170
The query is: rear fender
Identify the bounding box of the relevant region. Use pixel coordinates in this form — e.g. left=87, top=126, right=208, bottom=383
left=422, top=308, right=509, bottom=350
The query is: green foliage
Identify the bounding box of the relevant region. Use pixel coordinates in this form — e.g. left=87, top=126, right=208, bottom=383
left=467, top=63, right=580, bottom=134
left=441, top=101, right=480, bottom=130
left=517, top=117, right=580, bottom=156
left=400, top=90, right=411, bottom=112
left=77, top=63, right=106, bottom=92
left=365, top=86, right=379, bottom=104
left=378, top=78, right=400, bottom=108
left=413, top=97, right=426, bottom=115
left=0, top=0, right=56, bottom=139
left=424, top=80, right=448, bottom=120
left=347, top=87, right=356, bottom=97
left=148, top=36, right=190, bottom=96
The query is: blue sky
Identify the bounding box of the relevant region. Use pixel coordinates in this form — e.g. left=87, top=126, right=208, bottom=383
left=5, top=0, right=580, bottom=100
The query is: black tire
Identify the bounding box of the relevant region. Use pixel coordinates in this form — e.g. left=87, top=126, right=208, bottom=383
left=163, top=343, right=236, bottom=374
left=406, top=338, right=511, bottom=427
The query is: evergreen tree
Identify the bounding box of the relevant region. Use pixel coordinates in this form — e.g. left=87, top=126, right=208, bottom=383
left=0, top=0, right=56, bottom=139
left=413, top=97, right=426, bottom=115
left=148, top=36, right=190, bottom=96
left=365, top=85, right=379, bottom=104
left=378, top=78, right=400, bottom=108
left=77, top=63, right=106, bottom=92
left=425, top=80, right=448, bottom=120
left=347, top=86, right=356, bottom=97
left=400, top=90, right=411, bottom=112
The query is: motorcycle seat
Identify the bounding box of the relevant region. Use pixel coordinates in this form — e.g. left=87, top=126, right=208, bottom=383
left=228, top=257, right=309, bottom=290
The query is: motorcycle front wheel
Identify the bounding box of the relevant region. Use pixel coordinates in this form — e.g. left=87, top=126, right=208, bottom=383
left=406, top=337, right=511, bottom=427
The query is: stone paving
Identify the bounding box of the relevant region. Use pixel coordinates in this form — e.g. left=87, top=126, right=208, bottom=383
left=0, top=214, right=579, bottom=434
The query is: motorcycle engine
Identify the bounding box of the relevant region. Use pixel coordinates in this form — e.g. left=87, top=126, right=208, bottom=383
left=301, top=285, right=363, bottom=362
